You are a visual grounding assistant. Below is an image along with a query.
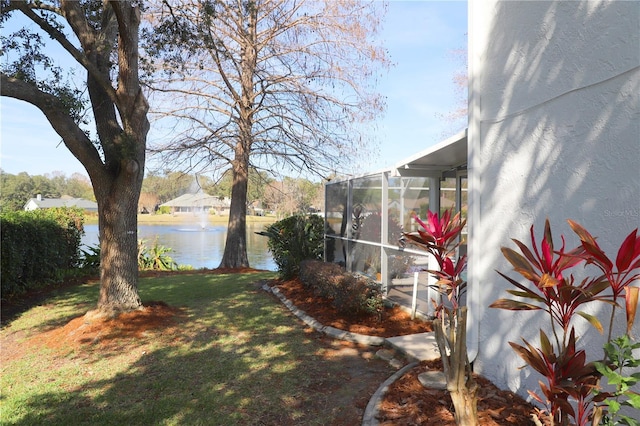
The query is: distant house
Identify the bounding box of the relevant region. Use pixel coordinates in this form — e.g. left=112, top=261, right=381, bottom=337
left=160, top=193, right=231, bottom=216
left=24, top=194, right=98, bottom=213
left=248, top=200, right=265, bottom=216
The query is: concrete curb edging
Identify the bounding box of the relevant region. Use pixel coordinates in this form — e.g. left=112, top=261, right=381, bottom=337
left=361, top=361, right=420, bottom=426
left=262, top=283, right=386, bottom=346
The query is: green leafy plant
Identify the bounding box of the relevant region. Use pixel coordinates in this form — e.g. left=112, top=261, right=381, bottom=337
left=403, top=209, right=478, bottom=426
left=83, top=241, right=183, bottom=272
left=257, top=214, right=324, bottom=279
left=491, top=220, right=640, bottom=426
left=594, top=335, right=640, bottom=426
left=138, top=239, right=178, bottom=271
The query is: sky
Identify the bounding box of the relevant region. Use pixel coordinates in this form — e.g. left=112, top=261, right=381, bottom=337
left=0, top=0, right=468, bottom=179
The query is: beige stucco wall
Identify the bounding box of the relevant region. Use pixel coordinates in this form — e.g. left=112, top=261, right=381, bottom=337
left=467, top=0, right=639, bottom=402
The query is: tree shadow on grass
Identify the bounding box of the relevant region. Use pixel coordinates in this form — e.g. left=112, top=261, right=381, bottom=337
left=3, top=283, right=394, bottom=426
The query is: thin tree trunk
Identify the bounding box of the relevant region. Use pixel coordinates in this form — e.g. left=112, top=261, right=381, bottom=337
left=434, top=307, right=479, bottom=426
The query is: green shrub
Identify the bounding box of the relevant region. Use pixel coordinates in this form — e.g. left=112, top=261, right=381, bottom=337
left=1, top=208, right=84, bottom=297
left=332, top=273, right=383, bottom=317
left=258, top=214, right=324, bottom=279
left=138, top=238, right=178, bottom=271
left=299, top=260, right=383, bottom=318
left=81, top=241, right=184, bottom=272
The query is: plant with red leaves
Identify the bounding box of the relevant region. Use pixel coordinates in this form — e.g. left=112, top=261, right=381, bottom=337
left=403, top=209, right=478, bottom=425
left=403, top=209, right=467, bottom=311
left=568, top=221, right=640, bottom=340
left=405, top=209, right=465, bottom=266
left=492, top=219, right=640, bottom=425
left=510, top=328, right=606, bottom=426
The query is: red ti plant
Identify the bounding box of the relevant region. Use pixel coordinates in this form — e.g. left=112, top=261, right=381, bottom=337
left=403, top=209, right=478, bottom=426
left=568, top=221, right=640, bottom=340
left=403, top=209, right=467, bottom=310
left=509, top=328, right=604, bottom=426
left=491, top=219, right=640, bottom=425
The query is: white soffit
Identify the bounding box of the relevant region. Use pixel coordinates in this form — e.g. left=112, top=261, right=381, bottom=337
left=394, top=129, right=468, bottom=177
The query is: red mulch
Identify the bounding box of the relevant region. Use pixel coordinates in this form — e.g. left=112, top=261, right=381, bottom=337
left=40, top=301, right=186, bottom=352
left=376, top=360, right=539, bottom=425
left=270, top=277, right=433, bottom=337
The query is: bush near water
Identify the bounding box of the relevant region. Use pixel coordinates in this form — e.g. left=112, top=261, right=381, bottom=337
left=1, top=208, right=84, bottom=298
left=259, top=214, right=383, bottom=318
left=258, top=214, right=324, bottom=279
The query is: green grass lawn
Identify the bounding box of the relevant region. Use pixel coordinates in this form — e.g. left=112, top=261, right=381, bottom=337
left=1, top=272, right=391, bottom=425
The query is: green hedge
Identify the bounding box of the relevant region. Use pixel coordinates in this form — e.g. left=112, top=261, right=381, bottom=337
left=258, top=214, right=324, bottom=279
left=1, top=208, right=84, bottom=298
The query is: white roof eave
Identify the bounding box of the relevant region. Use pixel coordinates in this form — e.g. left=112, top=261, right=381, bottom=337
left=393, top=128, right=468, bottom=177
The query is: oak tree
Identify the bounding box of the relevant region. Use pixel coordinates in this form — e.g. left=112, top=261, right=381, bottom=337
left=145, top=0, right=389, bottom=268
left=1, top=0, right=149, bottom=314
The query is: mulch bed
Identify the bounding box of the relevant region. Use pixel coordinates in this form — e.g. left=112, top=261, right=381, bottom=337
left=270, top=277, right=433, bottom=338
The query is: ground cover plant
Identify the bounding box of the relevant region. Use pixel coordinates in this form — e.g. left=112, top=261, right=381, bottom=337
left=0, top=270, right=396, bottom=425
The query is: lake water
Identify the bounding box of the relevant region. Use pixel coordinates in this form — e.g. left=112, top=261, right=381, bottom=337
left=82, top=223, right=276, bottom=271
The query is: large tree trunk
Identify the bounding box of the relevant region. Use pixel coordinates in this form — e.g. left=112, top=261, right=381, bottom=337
left=219, top=150, right=250, bottom=268
left=92, top=2, right=148, bottom=314
left=95, top=161, right=144, bottom=314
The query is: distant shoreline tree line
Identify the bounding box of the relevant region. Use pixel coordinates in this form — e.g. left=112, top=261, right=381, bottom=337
left=1, top=169, right=325, bottom=217
left=0, top=170, right=94, bottom=212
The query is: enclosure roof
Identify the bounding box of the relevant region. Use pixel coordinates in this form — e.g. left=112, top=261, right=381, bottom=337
left=393, top=128, right=467, bottom=177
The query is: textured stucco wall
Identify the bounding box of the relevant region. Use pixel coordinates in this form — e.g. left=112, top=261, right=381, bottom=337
left=468, top=0, right=640, bottom=401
